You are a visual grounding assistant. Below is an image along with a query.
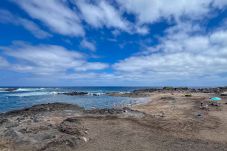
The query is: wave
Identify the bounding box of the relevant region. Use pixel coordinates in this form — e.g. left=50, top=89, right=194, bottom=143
left=87, top=92, right=106, bottom=96
left=0, top=88, right=46, bottom=92
left=16, top=88, right=45, bottom=92
left=5, top=91, right=58, bottom=97
left=118, top=91, right=131, bottom=94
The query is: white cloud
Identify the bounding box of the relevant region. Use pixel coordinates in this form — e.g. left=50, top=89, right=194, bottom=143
left=80, top=39, right=96, bottom=51
left=113, top=24, right=227, bottom=83
left=2, top=42, right=108, bottom=75
left=0, top=56, right=9, bottom=68
left=13, top=0, right=84, bottom=36
left=11, top=0, right=227, bottom=38
left=76, top=62, right=109, bottom=71
left=76, top=0, right=129, bottom=31
left=0, top=9, right=51, bottom=39
left=213, top=0, right=227, bottom=8
left=117, top=0, right=227, bottom=24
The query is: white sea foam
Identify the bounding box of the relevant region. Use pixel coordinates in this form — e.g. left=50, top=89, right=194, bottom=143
left=5, top=92, right=50, bottom=97
left=119, top=91, right=131, bottom=94
left=16, top=88, right=45, bottom=92
left=5, top=91, right=59, bottom=97
left=87, top=92, right=105, bottom=96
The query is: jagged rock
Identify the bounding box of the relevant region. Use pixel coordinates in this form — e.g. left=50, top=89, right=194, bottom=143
left=60, top=92, right=88, bottom=96
left=39, top=135, right=82, bottom=151
left=5, top=103, right=84, bottom=116
left=58, top=118, right=86, bottom=136
left=84, top=108, right=124, bottom=115
left=2, top=88, right=18, bottom=92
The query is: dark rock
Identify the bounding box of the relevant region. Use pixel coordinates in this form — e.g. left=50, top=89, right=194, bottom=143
left=3, top=88, right=18, bottom=92
left=3, top=129, right=19, bottom=139
left=5, top=103, right=84, bottom=116
left=115, top=87, right=227, bottom=98
left=64, top=117, right=81, bottom=123
left=84, top=108, right=124, bottom=115
left=185, top=94, right=192, bottom=97
left=0, top=118, right=8, bottom=125
left=160, top=96, right=175, bottom=100
left=19, top=125, right=50, bottom=134
left=58, top=118, right=86, bottom=136
left=60, top=91, right=88, bottom=96
left=39, top=136, right=82, bottom=151
left=221, top=93, right=227, bottom=96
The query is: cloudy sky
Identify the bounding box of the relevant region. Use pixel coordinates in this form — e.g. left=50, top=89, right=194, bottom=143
left=0, top=0, right=227, bottom=86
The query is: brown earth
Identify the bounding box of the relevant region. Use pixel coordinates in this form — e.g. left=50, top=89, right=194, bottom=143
left=0, top=90, right=227, bottom=151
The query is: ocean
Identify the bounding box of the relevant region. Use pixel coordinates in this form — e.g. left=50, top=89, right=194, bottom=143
left=0, top=87, right=149, bottom=113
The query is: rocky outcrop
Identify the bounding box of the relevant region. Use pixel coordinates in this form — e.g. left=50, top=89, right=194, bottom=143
left=5, top=102, right=84, bottom=116
left=0, top=88, right=18, bottom=92
left=107, top=87, right=227, bottom=98
left=60, top=92, right=88, bottom=96
left=58, top=118, right=87, bottom=136
left=0, top=103, right=146, bottom=151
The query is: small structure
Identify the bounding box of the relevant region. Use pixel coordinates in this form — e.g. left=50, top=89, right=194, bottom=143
left=221, top=92, right=227, bottom=96
left=210, top=97, right=222, bottom=106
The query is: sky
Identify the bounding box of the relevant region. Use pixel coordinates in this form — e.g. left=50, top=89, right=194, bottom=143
left=0, top=0, right=227, bottom=87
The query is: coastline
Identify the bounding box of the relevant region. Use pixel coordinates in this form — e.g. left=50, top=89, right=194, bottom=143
left=0, top=87, right=227, bottom=150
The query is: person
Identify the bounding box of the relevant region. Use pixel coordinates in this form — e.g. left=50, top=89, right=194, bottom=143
left=200, top=102, right=203, bottom=107
left=200, top=102, right=209, bottom=110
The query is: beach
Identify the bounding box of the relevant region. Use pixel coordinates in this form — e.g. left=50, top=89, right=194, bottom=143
left=0, top=87, right=227, bottom=151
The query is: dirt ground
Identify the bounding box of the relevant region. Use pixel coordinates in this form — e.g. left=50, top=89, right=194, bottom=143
left=1, top=91, right=227, bottom=151
left=132, top=92, right=227, bottom=143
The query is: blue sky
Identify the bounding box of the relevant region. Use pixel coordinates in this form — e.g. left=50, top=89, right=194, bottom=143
left=0, top=0, right=227, bottom=86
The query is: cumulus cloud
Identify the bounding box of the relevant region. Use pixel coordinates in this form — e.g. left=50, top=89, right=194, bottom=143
left=213, top=0, right=227, bottom=9
left=117, top=0, right=227, bottom=24
left=1, top=42, right=108, bottom=75
left=2, top=0, right=227, bottom=86
left=0, top=9, right=51, bottom=39
left=76, top=0, right=129, bottom=31
left=80, top=39, right=96, bottom=51
left=11, top=0, right=227, bottom=37
left=0, top=56, right=9, bottom=68
left=13, top=0, right=84, bottom=36
left=113, top=23, right=227, bottom=83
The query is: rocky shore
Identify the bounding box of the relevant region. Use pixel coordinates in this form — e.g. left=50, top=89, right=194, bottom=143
left=107, top=87, right=227, bottom=97
left=1, top=87, right=227, bottom=151
left=0, top=103, right=146, bottom=151
left=59, top=92, right=89, bottom=96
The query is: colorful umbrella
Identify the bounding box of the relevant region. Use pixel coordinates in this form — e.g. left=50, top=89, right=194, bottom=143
left=210, top=97, right=222, bottom=101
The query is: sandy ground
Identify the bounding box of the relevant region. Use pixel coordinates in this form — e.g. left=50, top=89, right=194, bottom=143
left=132, top=92, right=227, bottom=143
left=0, top=91, right=227, bottom=151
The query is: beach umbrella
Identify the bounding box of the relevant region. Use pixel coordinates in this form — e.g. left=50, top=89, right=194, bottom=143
left=210, top=97, right=222, bottom=101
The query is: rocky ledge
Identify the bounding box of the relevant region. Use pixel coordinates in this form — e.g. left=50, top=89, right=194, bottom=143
left=107, top=87, right=227, bottom=97
left=0, top=103, right=143, bottom=151
left=59, top=92, right=89, bottom=96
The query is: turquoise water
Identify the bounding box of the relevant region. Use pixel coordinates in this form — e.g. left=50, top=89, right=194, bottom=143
left=0, top=87, right=149, bottom=112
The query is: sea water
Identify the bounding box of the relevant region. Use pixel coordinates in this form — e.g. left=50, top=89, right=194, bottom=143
left=0, top=87, right=149, bottom=112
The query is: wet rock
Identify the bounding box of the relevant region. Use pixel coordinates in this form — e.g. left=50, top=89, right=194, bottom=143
left=108, top=87, right=227, bottom=98
left=3, top=88, right=18, bottom=92
left=5, top=103, right=84, bottom=116
left=60, top=92, right=88, bottom=96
